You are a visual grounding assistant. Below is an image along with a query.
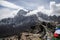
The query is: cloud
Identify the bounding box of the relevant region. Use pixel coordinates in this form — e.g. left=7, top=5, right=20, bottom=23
left=0, top=7, right=28, bottom=20
left=25, top=6, right=50, bottom=16
left=0, top=1, right=21, bottom=20
left=50, top=1, right=60, bottom=16
left=37, top=2, right=60, bottom=16
left=0, top=1, right=60, bottom=20
left=0, top=1, right=23, bottom=10
left=0, top=8, right=18, bottom=20
left=0, top=1, right=28, bottom=20
left=26, top=1, right=60, bottom=16
left=7, top=0, right=51, bottom=10
left=37, top=6, right=50, bottom=15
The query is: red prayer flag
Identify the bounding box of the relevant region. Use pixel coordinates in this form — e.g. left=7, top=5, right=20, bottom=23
left=54, top=33, right=59, bottom=38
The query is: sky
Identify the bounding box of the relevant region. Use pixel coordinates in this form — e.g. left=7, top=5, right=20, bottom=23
left=6, top=0, right=60, bottom=10
left=0, top=0, right=60, bottom=19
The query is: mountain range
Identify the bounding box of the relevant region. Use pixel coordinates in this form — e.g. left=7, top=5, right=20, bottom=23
left=0, top=9, right=60, bottom=38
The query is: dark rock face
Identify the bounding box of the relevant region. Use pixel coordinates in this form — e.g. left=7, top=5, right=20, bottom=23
left=0, top=10, right=40, bottom=38
left=0, top=24, right=15, bottom=38
left=49, top=15, right=60, bottom=23
left=0, top=9, right=60, bottom=38
left=37, top=12, right=49, bottom=20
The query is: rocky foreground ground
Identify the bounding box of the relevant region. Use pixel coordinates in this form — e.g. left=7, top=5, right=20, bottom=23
left=19, top=32, right=53, bottom=40
left=20, top=32, right=42, bottom=40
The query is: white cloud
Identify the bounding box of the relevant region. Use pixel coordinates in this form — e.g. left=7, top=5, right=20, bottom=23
left=0, top=1, right=23, bottom=10
left=0, top=1, right=28, bottom=20
left=37, top=6, right=50, bottom=15
left=0, top=7, right=27, bottom=20
left=25, top=6, right=50, bottom=16
left=50, top=1, right=60, bottom=16
left=0, top=1, right=60, bottom=20
left=0, top=1, right=21, bottom=20
left=26, top=1, right=60, bottom=16
left=0, top=8, right=18, bottom=20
